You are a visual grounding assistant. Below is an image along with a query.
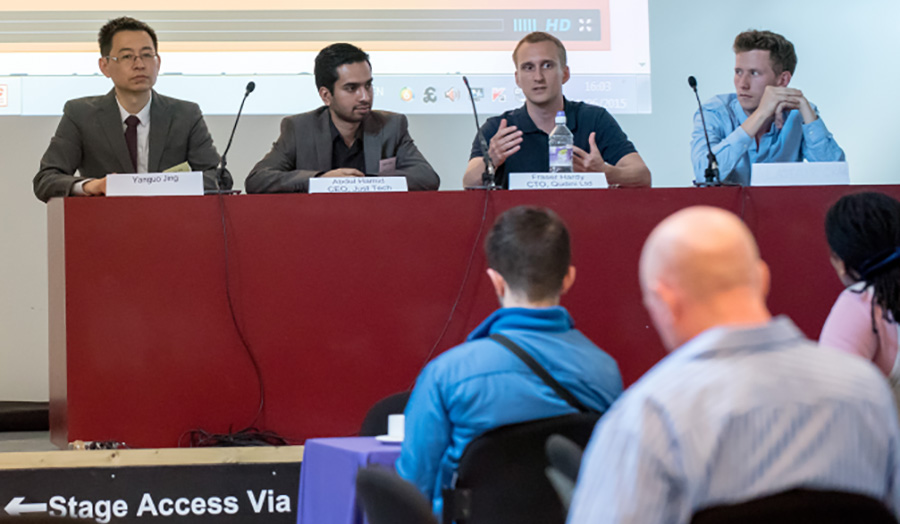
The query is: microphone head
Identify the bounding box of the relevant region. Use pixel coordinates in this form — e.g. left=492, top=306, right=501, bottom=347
left=245, top=81, right=256, bottom=94
left=687, top=76, right=697, bottom=89
left=462, top=76, right=470, bottom=87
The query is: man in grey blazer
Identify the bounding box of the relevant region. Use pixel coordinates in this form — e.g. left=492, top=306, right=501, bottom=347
left=33, top=17, right=226, bottom=203
left=246, top=43, right=439, bottom=193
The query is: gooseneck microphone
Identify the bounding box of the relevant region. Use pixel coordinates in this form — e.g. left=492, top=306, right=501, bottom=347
left=462, top=76, right=497, bottom=189
left=688, top=76, right=721, bottom=187
left=216, top=81, right=256, bottom=191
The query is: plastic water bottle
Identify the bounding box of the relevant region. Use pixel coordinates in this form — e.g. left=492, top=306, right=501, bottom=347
left=548, top=111, right=573, bottom=172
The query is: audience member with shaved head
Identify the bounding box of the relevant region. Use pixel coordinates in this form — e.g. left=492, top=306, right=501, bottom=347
left=567, top=206, right=900, bottom=524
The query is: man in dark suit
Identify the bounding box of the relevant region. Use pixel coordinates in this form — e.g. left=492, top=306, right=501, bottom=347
left=33, top=17, right=226, bottom=203
left=245, top=43, right=439, bottom=193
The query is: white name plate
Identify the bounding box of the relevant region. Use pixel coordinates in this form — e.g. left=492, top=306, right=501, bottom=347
left=308, top=176, right=408, bottom=194
left=509, top=172, right=608, bottom=190
left=106, top=172, right=204, bottom=197
left=751, top=162, right=849, bottom=187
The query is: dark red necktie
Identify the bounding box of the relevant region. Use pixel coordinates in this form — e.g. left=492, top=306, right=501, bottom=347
left=125, top=115, right=140, bottom=172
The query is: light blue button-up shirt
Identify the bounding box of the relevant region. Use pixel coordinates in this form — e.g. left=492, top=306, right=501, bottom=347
left=396, top=306, right=623, bottom=516
left=568, top=316, right=900, bottom=524
left=691, top=93, right=845, bottom=185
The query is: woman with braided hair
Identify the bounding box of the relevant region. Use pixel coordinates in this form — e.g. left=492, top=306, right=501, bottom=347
left=820, top=192, right=900, bottom=403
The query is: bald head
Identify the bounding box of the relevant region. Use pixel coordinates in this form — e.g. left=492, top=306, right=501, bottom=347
left=640, top=206, right=771, bottom=350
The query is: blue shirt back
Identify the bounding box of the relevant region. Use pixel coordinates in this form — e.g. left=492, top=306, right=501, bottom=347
left=396, top=306, right=623, bottom=515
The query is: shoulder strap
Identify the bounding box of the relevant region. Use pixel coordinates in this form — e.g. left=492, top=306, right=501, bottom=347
left=490, top=333, right=597, bottom=414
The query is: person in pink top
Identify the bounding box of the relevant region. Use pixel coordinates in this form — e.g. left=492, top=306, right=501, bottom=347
left=820, top=192, right=900, bottom=387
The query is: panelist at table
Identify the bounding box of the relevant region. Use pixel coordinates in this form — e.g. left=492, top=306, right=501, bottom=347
left=246, top=43, right=440, bottom=193
left=690, top=30, right=845, bottom=185
left=463, top=32, right=650, bottom=189
left=33, top=16, right=226, bottom=203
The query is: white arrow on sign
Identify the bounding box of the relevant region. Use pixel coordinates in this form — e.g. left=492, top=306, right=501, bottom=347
left=5, top=497, right=47, bottom=516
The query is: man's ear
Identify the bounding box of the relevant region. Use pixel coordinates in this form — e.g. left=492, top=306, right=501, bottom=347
left=562, top=65, right=571, bottom=85
left=653, top=279, right=681, bottom=321
left=777, top=70, right=792, bottom=87
left=758, top=260, right=771, bottom=300
left=99, top=57, right=111, bottom=79
left=486, top=268, right=506, bottom=299
left=560, top=266, right=576, bottom=295
left=319, top=86, right=332, bottom=106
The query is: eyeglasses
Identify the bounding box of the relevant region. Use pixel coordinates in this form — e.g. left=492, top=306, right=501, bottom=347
left=106, top=52, right=158, bottom=65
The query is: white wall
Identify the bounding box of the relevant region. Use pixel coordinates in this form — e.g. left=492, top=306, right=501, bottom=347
left=1, top=0, right=897, bottom=400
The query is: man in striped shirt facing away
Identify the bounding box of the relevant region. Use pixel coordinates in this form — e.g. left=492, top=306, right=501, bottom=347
left=567, top=206, right=900, bottom=523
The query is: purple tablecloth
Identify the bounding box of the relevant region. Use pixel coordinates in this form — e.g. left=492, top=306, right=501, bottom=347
left=297, top=437, right=403, bottom=524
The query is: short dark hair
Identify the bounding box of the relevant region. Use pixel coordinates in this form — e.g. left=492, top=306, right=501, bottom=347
left=98, top=17, right=158, bottom=57
left=826, top=192, right=900, bottom=327
left=485, top=206, right=571, bottom=302
left=733, top=30, right=797, bottom=75
left=315, top=43, right=371, bottom=93
left=513, top=32, right=567, bottom=68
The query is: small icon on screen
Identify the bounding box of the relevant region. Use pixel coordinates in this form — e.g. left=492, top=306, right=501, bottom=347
left=514, top=88, right=526, bottom=103
left=444, top=88, right=460, bottom=102
left=492, top=87, right=506, bottom=102
left=423, top=87, right=437, bottom=103
left=471, top=88, right=484, bottom=102
left=0, top=85, right=7, bottom=108
left=400, top=87, right=414, bottom=102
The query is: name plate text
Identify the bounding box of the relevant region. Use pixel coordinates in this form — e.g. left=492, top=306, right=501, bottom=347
left=508, top=173, right=608, bottom=190
left=106, top=172, right=204, bottom=197
left=309, top=176, right=408, bottom=194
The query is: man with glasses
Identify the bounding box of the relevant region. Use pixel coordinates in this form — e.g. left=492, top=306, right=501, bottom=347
left=33, top=17, right=225, bottom=202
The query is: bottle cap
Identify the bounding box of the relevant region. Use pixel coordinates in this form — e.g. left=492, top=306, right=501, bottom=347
left=555, top=111, right=566, bottom=124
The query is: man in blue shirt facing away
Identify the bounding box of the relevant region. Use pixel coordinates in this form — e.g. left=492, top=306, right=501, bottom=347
left=463, top=32, right=650, bottom=189
left=690, top=30, right=845, bottom=185
left=396, top=206, right=623, bottom=515
left=567, top=206, right=900, bottom=523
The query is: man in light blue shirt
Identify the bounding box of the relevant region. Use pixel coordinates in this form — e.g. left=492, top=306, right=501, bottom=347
left=396, top=206, right=622, bottom=516
left=568, top=206, right=900, bottom=524
left=691, top=30, right=844, bottom=185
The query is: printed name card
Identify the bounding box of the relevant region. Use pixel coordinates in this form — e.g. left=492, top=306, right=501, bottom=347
left=508, top=173, right=608, bottom=190
left=751, top=162, right=850, bottom=187
left=106, top=172, right=204, bottom=197
left=308, top=176, right=408, bottom=194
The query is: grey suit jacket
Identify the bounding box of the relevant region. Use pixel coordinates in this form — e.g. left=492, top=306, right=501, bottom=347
left=34, top=89, right=226, bottom=203
left=245, top=106, right=440, bottom=193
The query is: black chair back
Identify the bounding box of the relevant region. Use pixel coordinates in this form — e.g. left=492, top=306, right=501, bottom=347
left=691, top=488, right=898, bottom=524
left=544, top=434, right=586, bottom=510
left=356, top=466, right=439, bottom=524
left=545, top=434, right=585, bottom=481
left=442, top=412, right=600, bottom=524
left=359, top=391, right=411, bottom=437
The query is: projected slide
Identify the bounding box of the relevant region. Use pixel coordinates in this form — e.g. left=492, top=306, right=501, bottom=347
left=0, top=1, right=650, bottom=116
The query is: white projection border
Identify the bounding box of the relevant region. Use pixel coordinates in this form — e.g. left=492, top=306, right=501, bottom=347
left=0, top=1, right=650, bottom=115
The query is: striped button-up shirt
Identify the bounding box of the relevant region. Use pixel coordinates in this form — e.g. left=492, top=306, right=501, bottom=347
left=568, top=316, right=900, bottom=524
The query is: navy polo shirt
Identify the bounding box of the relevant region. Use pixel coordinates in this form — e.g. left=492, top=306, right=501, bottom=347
left=469, top=99, right=637, bottom=188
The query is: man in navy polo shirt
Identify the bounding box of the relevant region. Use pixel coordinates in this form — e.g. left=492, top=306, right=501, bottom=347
left=463, top=32, right=651, bottom=189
